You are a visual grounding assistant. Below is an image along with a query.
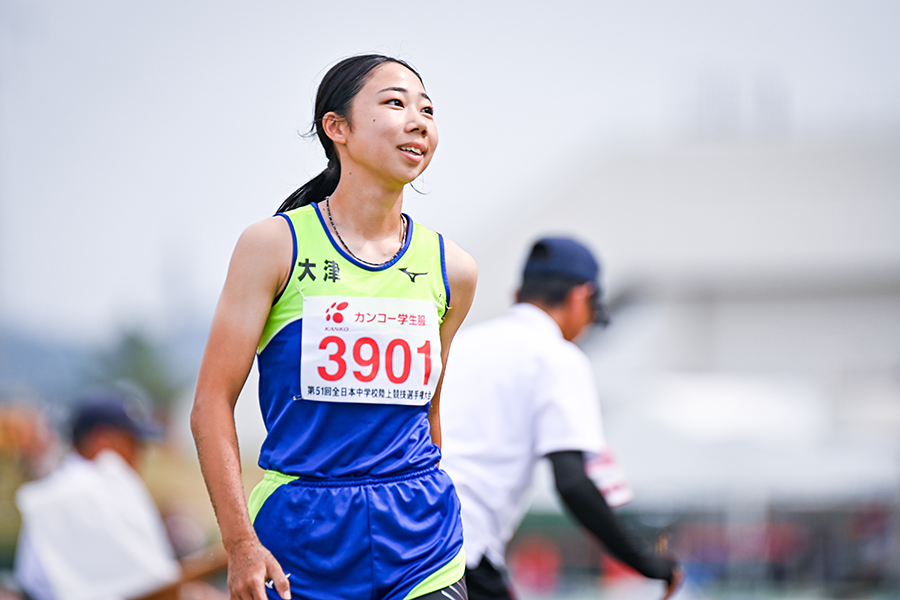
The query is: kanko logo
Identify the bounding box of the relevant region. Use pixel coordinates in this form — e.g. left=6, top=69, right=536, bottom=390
left=325, top=301, right=349, bottom=323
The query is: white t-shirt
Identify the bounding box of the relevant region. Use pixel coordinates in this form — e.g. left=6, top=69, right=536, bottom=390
left=440, top=303, right=605, bottom=568
left=15, top=451, right=180, bottom=600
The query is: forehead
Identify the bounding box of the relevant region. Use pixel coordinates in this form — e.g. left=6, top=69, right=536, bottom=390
left=361, top=62, right=427, bottom=97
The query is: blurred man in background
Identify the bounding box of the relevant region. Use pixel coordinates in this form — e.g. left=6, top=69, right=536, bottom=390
left=13, top=392, right=182, bottom=600
left=440, top=237, right=683, bottom=600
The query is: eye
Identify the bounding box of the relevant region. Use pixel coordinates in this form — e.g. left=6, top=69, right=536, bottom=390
left=422, top=105, right=434, bottom=116
left=386, top=98, right=404, bottom=107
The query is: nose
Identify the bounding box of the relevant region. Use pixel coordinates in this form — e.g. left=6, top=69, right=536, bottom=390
left=408, top=111, right=429, bottom=136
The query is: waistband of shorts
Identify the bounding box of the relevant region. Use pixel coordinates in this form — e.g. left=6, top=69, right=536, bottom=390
left=262, top=465, right=439, bottom=488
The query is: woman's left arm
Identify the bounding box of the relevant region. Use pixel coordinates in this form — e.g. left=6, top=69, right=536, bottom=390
left=429, top=238, right=477, bottom=447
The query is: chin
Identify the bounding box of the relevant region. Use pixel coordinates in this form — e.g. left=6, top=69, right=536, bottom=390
left=397, top=169, right=427, bottom=186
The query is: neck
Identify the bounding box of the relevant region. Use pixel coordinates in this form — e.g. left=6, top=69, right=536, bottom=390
left=322, top=188, right=407, bottom=266
left=523, top=301, right=579, bottom=341
left=327, top=181, right=404, bottom=238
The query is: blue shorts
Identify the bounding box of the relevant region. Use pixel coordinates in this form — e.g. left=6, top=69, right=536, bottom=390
left=251, top=466, right=465, bottom=600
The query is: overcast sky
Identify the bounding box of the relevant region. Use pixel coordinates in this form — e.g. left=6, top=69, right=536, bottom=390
left=1, top=0, right=899, bottom=343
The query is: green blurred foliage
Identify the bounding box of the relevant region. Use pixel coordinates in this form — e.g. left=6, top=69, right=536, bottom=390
left=88, top=330, right=183, bottom=413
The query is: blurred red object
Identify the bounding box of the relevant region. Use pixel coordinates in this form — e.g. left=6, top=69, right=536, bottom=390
left=509, top=536, right=562, bottom=594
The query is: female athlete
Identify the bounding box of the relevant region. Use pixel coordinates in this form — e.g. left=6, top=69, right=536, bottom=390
left=191, top=54, right=477, bottom=600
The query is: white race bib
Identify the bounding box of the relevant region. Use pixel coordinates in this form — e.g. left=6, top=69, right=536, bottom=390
left=299, top=295, right=443, bottom=405
left=585, top=448, right=634, bottom=508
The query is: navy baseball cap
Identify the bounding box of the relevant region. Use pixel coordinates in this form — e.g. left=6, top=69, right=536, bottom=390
left=522, top=237, right=610, bottom=325
left=70, top=393, right=162, bottom=445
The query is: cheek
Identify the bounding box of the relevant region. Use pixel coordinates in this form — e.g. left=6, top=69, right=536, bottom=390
left=424, top=131, right=438, bottom=165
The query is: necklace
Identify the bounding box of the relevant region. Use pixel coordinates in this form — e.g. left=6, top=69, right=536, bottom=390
left=325, top=196, right=408, bottom=267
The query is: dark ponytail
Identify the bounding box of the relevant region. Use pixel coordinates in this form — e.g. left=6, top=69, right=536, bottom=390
left=277, top=160, right=340, bottom=213
left=277, top=54, right=424, bottom=213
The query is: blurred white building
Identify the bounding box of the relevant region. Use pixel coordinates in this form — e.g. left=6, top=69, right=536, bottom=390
left=464, top=137, right=900, bottom=510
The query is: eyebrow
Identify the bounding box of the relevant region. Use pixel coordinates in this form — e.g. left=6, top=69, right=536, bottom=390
left=378, top=86, right=432, bottom=102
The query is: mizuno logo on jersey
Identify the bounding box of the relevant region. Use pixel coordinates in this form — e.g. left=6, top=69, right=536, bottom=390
left=399, top=267, right=427, bottom=283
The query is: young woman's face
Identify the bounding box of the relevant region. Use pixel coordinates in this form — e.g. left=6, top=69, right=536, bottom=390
left=338, top=61, right=438, bottom=189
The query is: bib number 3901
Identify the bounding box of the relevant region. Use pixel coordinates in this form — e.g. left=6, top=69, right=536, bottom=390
left=300, top=296, right=442, bottom=405
left=317, top=337, right=432, bottom=385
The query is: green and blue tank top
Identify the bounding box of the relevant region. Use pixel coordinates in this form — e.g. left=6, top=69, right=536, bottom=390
left=255, top=203, right=451, bottom=478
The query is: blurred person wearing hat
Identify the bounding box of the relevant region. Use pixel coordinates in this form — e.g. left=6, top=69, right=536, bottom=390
left=12, top=391, right=181, bottom=600
left=440, top=237, right=683, bottom=600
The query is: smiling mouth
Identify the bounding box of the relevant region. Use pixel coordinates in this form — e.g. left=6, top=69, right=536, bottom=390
left=399, top=146, right=424, bottom=156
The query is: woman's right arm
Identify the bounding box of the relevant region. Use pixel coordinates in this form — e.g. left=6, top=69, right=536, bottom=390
left=190, top=216, right=293, bottom=600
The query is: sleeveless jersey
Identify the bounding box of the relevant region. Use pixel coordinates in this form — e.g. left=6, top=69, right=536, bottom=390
left=255, top=203, right=451, bottom=478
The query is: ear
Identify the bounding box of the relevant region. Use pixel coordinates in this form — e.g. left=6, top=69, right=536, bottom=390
left=322, top=112, right=349, bottom=145
left=566, top=282, right=592, bottom=308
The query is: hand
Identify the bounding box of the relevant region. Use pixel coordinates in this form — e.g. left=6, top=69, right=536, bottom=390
left=226, top=538, right=291, bottom=600
left=661, top=567, right=685, bottom=600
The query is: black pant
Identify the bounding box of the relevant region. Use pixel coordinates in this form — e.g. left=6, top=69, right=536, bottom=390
left=465, top=557, right=514, bottom=600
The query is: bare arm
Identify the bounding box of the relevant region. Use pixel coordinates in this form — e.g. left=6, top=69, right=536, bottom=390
left=190, top=217, right=293, bottom=600
left=428, top=238, right=477, bottom=448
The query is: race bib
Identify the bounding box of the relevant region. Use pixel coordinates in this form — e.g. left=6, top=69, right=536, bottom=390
left=585, top=448, right=634, bottom=508
left=299, top=295, right=443, bottom=405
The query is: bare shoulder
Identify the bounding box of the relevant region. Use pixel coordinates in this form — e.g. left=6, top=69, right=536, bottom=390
left=226, top=215, right=294, bottom=299
left=235, top=215, right=293, bottom=257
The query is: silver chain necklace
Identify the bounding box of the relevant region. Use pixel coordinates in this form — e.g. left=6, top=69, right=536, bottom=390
left=325, top=196, right=408, bottom=267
